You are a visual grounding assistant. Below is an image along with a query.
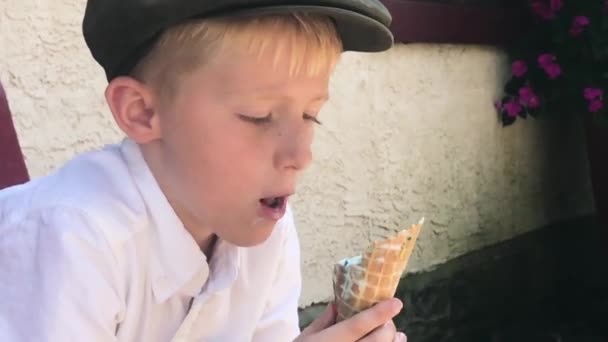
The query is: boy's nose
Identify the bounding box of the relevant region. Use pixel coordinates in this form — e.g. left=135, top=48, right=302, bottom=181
left=273, top=124, right=313, bottom=172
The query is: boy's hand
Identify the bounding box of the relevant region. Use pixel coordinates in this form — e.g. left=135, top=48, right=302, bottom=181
left=295, top=298, right=407, bottom=342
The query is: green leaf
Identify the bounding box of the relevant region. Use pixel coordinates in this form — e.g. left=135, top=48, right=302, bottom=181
left=504, top=77, right=526, bottom=95
left=501, top=112, right=517, bottom=126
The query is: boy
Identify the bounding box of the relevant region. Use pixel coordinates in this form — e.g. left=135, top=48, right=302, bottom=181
left=0, top=0, right=407, bottom=341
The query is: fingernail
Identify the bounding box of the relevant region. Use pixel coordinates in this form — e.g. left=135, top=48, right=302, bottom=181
left=392, top=299, right=403, bottom=313
left=398, top=332, right=407, bottom=342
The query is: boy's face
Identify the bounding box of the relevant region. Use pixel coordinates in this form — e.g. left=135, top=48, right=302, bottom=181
left=151, top=44, right=334, bottom=247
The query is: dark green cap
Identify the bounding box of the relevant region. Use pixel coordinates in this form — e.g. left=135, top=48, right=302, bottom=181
left=82, top=0, right=394, bottom=81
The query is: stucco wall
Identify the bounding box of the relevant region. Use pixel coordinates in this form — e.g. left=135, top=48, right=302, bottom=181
left=1, top=1, right=595, bottom=308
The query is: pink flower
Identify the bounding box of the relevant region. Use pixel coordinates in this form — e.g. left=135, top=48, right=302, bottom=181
left=570, top=16, right=590, bottom=37
left=589, top=99, right=604, bottom=113
left=544, top=64, right=562, bottom=79
left=531, top=2, right=555, bottom=19
left=585, top=88, right=604, bottom=112
left=504, top=98, right=523, bottom=117
left=538, top=54, right=561, bottom=79
left=530, top=0, right=563, bottom=19
left=519, top=87, right=533, bottom=99
left=574, top=16, right=591, bottom=26
left=538, top=53, right=556, bottom=67
left=584, top=88, right=603, bottom=100
left=527, top=96, right=541, bottom=108
left=550, top=0, right=564, bottom=11
left=519, top=86, right=541, bottom=108
left=512, top=60, right=528, bottom=77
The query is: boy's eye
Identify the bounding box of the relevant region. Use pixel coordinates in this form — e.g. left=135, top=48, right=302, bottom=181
left=238, top=113, right=322, bottom=125
left=304, top=113, right=322, bottom=125
left=239, top=113, right=272, bottom=125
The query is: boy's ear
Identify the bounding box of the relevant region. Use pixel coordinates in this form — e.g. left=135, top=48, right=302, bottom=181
left=105, top=76, right=161, bottom=144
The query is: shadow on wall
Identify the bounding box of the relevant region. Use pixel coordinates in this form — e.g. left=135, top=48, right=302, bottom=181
left=395, top=214, right=608, bottom=342
left=300, top=215, right=607, bottom=341
left=531, top=115, right=594, bottom=223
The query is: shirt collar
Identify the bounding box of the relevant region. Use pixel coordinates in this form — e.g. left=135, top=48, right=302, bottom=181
left=119, top=138, right=240, bottom=302
left=206, top=238, right=240, bottom=293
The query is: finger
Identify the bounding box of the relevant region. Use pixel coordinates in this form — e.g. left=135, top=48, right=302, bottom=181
left=396, top=332, right=407, bottom=342
left=299, top=303, right=336, bottom=336
left=316, top=298, right=403, bottom=341
left=391, top=331, right=407, bottom=342
left=358, top=320, right=396, bottom=342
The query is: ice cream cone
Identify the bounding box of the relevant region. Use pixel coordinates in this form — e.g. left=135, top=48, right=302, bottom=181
left=332, top=218, right=424, bottom=322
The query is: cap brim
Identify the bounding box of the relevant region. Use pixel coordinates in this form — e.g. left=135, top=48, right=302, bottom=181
left=226, top=5, right=394, bottom=52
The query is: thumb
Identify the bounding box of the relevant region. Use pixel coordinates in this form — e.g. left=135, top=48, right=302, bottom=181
left=300, top=303, right=336, bottom=336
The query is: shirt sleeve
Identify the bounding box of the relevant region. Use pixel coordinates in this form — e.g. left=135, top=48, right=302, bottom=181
left=251, top=205, right=303, bottom=342
left=0, top=207, right=123, bottom=342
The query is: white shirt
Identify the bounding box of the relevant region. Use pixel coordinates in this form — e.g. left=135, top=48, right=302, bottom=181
left=0, top=138, right=302, bottom=342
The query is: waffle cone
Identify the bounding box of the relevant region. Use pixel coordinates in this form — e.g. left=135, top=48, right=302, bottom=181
left=332, top=218, right=424, bottom=322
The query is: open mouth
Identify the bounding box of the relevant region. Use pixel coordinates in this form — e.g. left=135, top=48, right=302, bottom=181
left=260, top=197, right=286, bottom=210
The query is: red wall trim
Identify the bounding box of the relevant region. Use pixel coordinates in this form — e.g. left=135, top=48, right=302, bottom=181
left=382, top=0, right=532, bottom=46
left=0, top=82, right=29, bottom=189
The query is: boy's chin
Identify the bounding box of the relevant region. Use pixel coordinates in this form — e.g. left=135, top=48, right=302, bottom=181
left=227, top=234, right=272, bottom=248
left=223, top=222, right=276, bottom=247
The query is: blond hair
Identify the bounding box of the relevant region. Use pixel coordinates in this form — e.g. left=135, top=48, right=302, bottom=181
left=130, top=12, right=343, bottom=98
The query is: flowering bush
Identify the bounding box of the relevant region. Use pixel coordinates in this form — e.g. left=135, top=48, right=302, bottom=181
left=496, top=0, right=608, bottom=126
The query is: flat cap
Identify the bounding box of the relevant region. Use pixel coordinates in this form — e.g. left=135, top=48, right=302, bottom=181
left=82, top=0, right=394, bottom=81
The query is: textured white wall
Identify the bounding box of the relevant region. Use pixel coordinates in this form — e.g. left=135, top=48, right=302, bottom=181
left=292, top=46, right=594, bottom=306
left=1, top=0, right=594, bottom=308
left=1, top=0, right=122, bottom=175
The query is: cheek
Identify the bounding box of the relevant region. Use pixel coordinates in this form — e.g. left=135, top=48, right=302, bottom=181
left=174, top=126, right=271, bottom=197
left=208, top=136, right=268, bottom=184
left=160, top=102, right=275, bottom=195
